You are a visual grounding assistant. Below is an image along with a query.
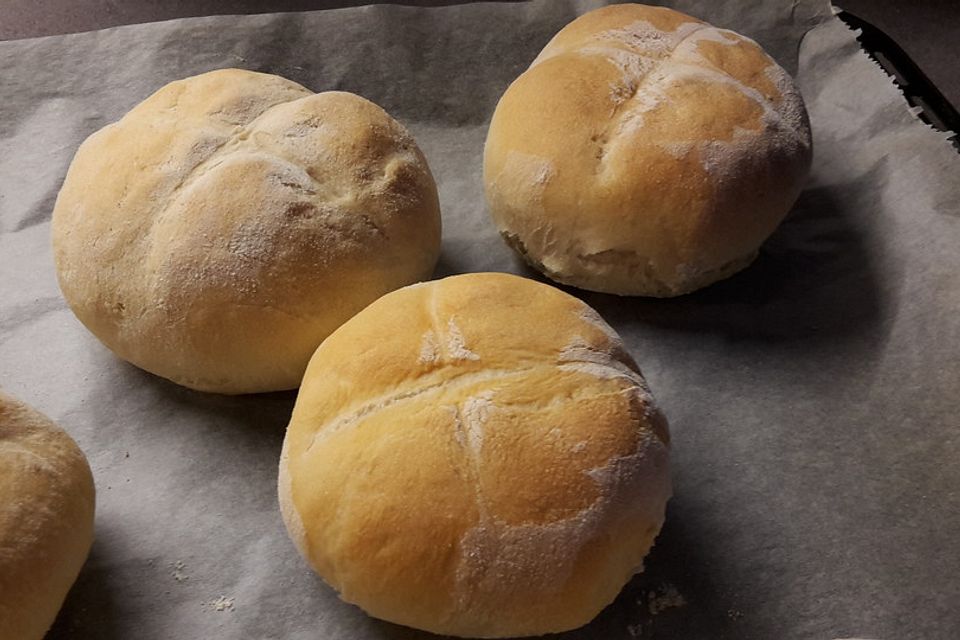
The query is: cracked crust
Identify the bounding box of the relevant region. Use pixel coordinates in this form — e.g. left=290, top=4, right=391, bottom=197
left=278, top=273, right=671, bottom=637
left=0, top=391, right=95, bottom=640
left=52, top=68, right=442, bottom=394
left=484, top=4, right=812, bottom=296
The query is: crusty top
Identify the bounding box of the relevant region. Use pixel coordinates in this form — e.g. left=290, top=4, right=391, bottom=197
left=279, top=273, right=671, bottom=637
left=484, top=4, right=812, bottom=296
left=53, top=69, right=441, bottom=393
left=0, top=391, right=95, bottom=640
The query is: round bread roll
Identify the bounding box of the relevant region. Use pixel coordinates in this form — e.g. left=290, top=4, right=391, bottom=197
left=484, top=4, right=812, bottom=296
left=53, top=69, right=441, bottom=394
left=0, top=391, right=95, bottom=639
left=279, top=272, right=671, bottom=637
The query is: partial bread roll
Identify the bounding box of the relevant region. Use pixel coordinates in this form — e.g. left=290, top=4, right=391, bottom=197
left=279, top=272, right=671, bottom=637
left=0, top=391, right=95, bottom=640
left=53, top=69, right=441, bottom=394
left=484, top=4, right=812, bottom=296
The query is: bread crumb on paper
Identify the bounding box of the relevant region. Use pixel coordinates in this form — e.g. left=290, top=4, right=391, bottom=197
left=171, top=561, right=188, bottom=582
left=647, top=584, right=686, bottom=615
left=205, top=595, right=235, bottom=612
left=625, top=584, right=686, bottom=637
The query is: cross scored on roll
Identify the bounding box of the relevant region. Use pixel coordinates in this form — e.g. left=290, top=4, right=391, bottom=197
left=485, top=3, right=812, bottom=296
left=52, top=69, right=442, bottom=394
left=279, top=273, right=671, bottom=637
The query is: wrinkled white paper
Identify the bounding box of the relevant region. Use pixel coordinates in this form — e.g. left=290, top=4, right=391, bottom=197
left=1, top=1, right=958, bottom=638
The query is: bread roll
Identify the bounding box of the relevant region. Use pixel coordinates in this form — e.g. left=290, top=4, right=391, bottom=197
left=279, top=272, right=670, bottom=637
left=484, top=4, right=812, bottom=296
left=53, top=69, right=441, bottom=394
left=0, top=391, right=95, bottom=639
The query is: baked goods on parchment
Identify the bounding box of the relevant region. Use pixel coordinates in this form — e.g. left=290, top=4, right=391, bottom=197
left=53, top=69, right=441, bottom=394
left=0, top=391, right=95, bottom=640
left=485, top=4, right=812, bottom=296
left=279, top=273, right=670, bottom=637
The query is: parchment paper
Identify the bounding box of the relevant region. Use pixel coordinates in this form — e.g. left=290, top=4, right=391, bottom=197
left=2, top=1, right=959, bottom=639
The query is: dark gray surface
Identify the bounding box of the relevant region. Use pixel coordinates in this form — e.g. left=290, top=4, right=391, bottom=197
left=1, top=1, right=959, bottom=639
left=1, top=0, right=958, bottom=109
left=838, top=0, right=959, bottom=110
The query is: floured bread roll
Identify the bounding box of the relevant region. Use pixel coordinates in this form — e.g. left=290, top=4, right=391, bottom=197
left=0, top=391, right=95, bottom=640
left=279, top=272, right=670, bottom=637
left=53, top=69, right=441, bottom=394
left=484, top=4, right=812, bottom=296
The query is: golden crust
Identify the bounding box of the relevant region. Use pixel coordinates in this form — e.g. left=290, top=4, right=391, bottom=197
left=484, top=4, right=812, bottom=296
left=53, top=69, right=441, bottom=394
left=279, top=273, right=671, bottom=637
left=0, top=391, right=95, bottom=640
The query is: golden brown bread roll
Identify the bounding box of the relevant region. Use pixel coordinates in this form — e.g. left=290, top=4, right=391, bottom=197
left=484, top=4, right=812, bottom=296
left=279, top=272, right=670, bottom=637
left=0, top=391, right=95, bottom=640
left=53, top=69, right=441, bottom=394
